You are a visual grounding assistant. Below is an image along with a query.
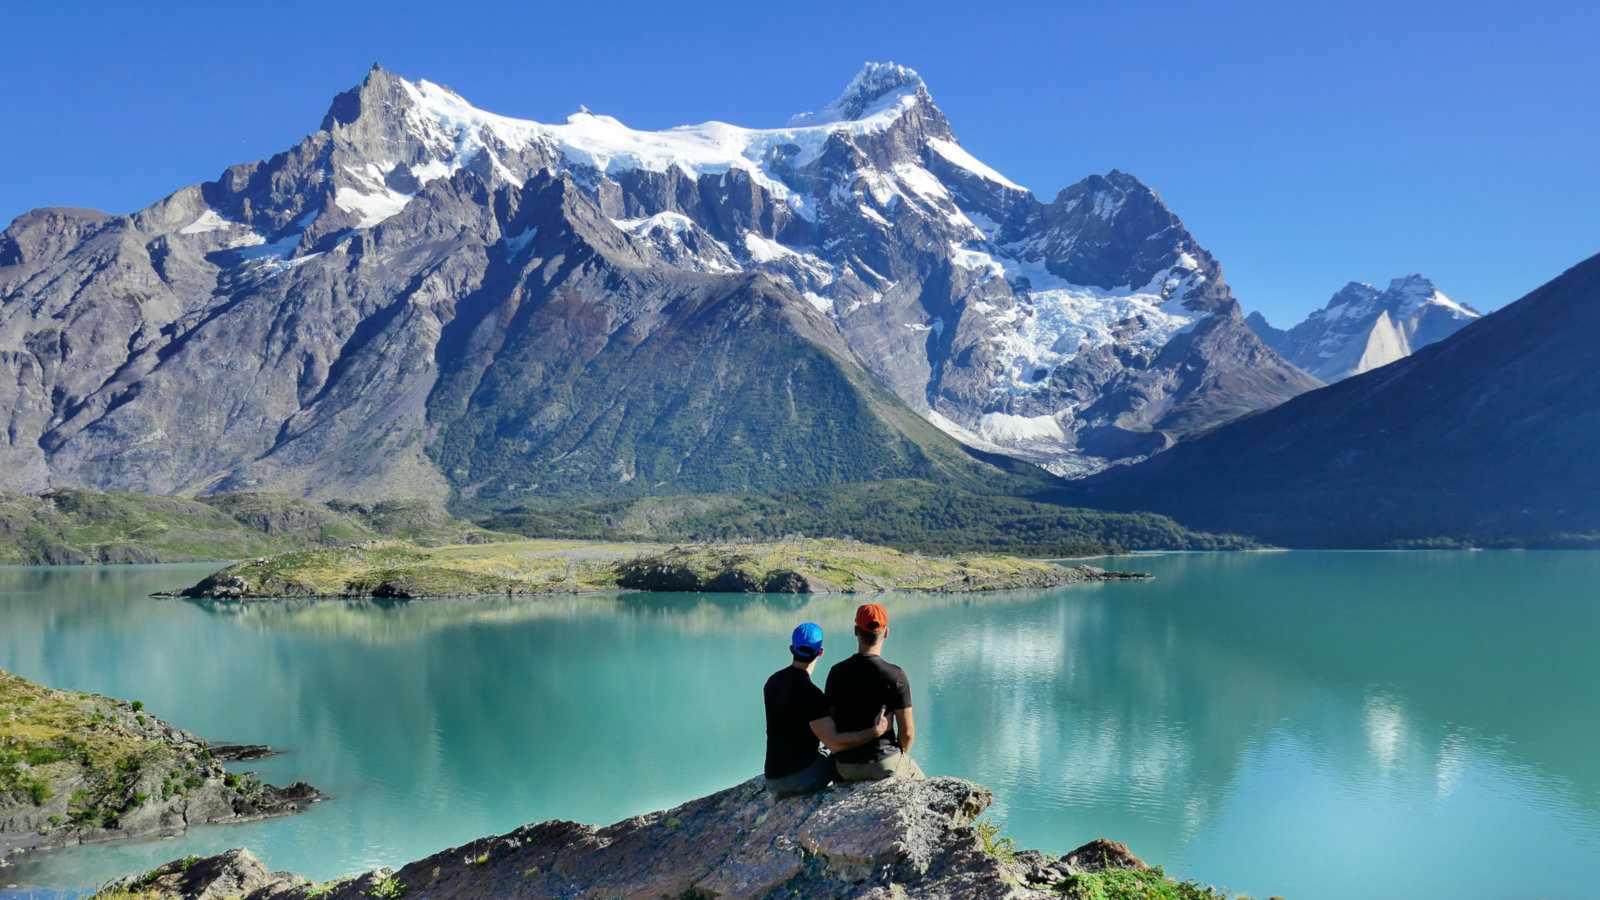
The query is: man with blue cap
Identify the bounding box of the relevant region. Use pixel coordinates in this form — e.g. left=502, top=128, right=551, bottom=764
left=763, top=621, right=888, bottom=797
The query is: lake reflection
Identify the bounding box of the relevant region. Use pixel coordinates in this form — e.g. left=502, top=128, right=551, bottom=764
left=2, top=553, right=1597, bottom=898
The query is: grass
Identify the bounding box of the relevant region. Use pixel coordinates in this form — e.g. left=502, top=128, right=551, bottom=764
left=0, top=489, right=515, bottom=565
left=1058, top=867, right=1231, bottom=900
left=0, top=668, right=231, bottom=835
left=187, top=537, right=1094, bottom=599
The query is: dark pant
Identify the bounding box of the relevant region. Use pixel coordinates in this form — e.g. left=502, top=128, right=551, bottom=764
left=765, top=755, right=835, bottom=798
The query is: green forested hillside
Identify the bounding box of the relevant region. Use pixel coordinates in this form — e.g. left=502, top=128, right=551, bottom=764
left=0, top=491, right=510, bottom=565
left=478, top=480, right=1253, bottom=556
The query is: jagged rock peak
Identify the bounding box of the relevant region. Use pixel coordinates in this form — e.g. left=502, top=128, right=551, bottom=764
left=320, top=63, right=412, bottom=131
left=1055, top=169, right=1162, bottom=211
left=1326, top=280, right=1383, bottom=309
left=790, top=60, right=929, bottom=125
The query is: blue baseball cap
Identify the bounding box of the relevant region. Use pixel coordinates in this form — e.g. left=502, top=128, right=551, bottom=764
left=790, top=622, right=824, bottom=658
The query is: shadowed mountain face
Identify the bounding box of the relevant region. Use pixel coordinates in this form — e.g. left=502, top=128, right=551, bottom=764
left=1247, top=275, right=1480, bottom=382
left=1070, top=253, right=1600, bottom=546
left=0, top=63, right=1313, bottom=501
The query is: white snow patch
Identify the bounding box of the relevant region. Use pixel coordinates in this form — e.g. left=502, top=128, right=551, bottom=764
left=894, top=164, right=952, bottom=205
left=334, top=186, right=413, bottom=229
left=179, top=209, right=236, bottom=235
left=802, top=291, right=833, bottom=313
left=858, top=204, right=891, bottom=227
left=396, top=72, right=926, bottom=205
left=1092, top=192, right=1125, bottom=219
left=925, top=137, right=1025, bottom=190
left=743, top=233, right=799, bottom=263
left=977, top=412, right=1066, bottom=443
left=410, top=158, right=453, bottom=185
left=614, top=211, right=697, bottom=234
left=948, top=243, right=1006, bottom=279
left=235, top=232, right=301, bottom=262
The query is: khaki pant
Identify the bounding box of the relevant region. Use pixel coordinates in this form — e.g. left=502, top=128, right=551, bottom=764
left=834, top=751, right=923, bottom=782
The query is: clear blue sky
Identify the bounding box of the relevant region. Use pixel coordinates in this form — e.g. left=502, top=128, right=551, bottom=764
left=4, top=0, right=1595, bottom=323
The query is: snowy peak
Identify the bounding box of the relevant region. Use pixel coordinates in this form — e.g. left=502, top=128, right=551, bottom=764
left=1317, top=275, right=1478, bottom=322
left=1248, top=273, right=1481, bottom=382
left=792, top=61, right=929, bottom=126
left=1385, top=274, right=1478, bottom=319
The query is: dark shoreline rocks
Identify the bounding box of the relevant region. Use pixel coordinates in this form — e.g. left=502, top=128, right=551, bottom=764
left=98, top=774, right=1216, bottom=899
left=0, top=670, right=324, bottom=864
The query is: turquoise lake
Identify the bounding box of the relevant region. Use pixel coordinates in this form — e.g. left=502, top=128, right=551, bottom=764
left=2, top=552, right=1598, bottom=898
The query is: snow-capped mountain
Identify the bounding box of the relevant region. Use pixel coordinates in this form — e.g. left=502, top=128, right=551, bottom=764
left=0, top=63, right=1315, bottom=499
left=1247, top=275, right=1481, bottom=382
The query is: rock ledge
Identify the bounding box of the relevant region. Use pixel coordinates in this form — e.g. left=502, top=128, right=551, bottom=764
left=98, top=774, right=1209, bottom=899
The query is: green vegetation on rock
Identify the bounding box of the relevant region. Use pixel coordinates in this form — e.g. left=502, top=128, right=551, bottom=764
left=1059, top=868, right=1232, bottom=900
left=0, top=670, right=319, bottom=856
left=0, top=490, right=513, bottom=565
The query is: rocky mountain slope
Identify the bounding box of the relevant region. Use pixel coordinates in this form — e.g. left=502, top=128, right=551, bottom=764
left=0, top=670, right=319, bottom=861
left=99, top=775, right=1222, bottom=899
left=0, top=63, right=1313, bottom=501
left=1247, top=275, right=1480, bottom=381
left=1071, top=252, right=1600, bottom=546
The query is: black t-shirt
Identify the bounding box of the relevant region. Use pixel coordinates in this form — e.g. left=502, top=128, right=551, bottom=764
left=825, top=653, right=912, bottom=764
left=763, top=665, right=829, bottom=778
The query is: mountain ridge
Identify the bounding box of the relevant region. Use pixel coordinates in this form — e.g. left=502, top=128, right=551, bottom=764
left=1070, top=251, right=1600, bottom=546
left=0, top=62, right=1315, bottom=502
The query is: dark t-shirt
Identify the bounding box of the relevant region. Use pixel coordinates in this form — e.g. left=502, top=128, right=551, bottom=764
left=825, top=653, right=912, bottom=764
left=763, top=665, right=830, bottom=778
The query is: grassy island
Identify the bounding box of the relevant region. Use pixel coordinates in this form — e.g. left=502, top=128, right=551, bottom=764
left=180, top=537, right=1149, bottom=600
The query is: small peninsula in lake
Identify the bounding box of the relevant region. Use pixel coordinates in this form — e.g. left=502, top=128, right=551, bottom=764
left=177, top=538, right=1150, bottom=600
left=0, top=670, right=321, bottom=862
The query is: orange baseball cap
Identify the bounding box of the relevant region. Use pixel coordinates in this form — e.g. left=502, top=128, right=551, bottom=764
left=855, top=603, right=888, bottom=632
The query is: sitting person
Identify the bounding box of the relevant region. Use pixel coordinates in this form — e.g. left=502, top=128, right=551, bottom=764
left=763, top=622, right=888, bottom=797
left=825, top=603, right=917, bottom=781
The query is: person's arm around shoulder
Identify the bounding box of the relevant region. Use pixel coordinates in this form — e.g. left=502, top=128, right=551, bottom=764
left=811, top=709, right=888, bottom=753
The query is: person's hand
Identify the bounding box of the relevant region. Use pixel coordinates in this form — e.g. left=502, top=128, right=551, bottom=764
left=872, top=708, right=889, bottom=736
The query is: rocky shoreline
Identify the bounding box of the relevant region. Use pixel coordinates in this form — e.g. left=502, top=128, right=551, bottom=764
left=177, top=538, right=1152, bottom=601
left=0, top=670, right=322, bottom=864
left=99, top=774, right=1221, bottom=899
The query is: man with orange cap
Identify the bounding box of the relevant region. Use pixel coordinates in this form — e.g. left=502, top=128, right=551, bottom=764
left=824, top=603, right=917, bottom=781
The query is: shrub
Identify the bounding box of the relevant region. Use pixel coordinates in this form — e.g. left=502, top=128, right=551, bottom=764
left=366, top=876, right=406, bottom=898
left=974, top=818, right=1016, bottom=864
